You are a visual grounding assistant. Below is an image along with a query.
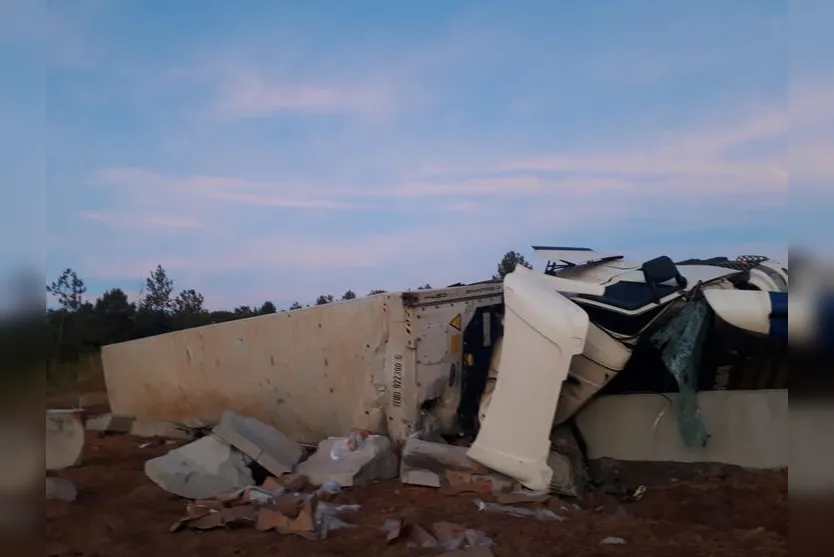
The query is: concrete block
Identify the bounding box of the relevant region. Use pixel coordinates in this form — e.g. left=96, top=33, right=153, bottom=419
left=130, top=419, right=192, bottom=440
left=46, top=477, right=77, bottom=502
left=400, top=439, right=486, bottom=488
left=45, top=409, right=85, bottom=470
left=295, top=435, right=398, bottom=487
left=86, top=414, right=134, bottom=433
left=212, top=411, right=303, bottom=477
left=575, top=390, right=788, bottom=469
left=144, top=434, right=254, bottom=499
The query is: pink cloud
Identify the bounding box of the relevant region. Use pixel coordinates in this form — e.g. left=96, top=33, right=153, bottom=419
left=81, top=225, right=487, bottom=282
left=95, top=167, right=360, bottom=212
left=211, top=70, right=399, bottom=120
left=365, top=175, right=629, bottom=198
left=416, top=106, right=788, bottom=201
left=440, top=201, right=484, bottom=212
left=78, top=211, right=206, bottom=230
left=206, top=192, right=358, bottom=210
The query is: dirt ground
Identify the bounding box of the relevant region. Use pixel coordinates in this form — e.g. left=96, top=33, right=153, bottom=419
left=45, top=429, right=788, bottom=557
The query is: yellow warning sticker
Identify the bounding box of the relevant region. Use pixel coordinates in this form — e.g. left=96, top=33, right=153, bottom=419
left=450, top=333, right=462, bottom=355
left=449, top=313, right=462, bottom=331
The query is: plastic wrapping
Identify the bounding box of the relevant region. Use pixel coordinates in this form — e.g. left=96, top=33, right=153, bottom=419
left=329, top=431, right=371, bottom=460
left=473, top=499, right=564, bottom=521
left=314, top=502, right=360, bottom=539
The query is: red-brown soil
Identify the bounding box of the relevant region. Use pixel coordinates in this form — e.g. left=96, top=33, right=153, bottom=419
left=44, top=431, right=788, bottom=557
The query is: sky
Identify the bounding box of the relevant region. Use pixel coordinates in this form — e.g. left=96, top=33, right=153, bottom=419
left=1, top=0, right=830, bottom=310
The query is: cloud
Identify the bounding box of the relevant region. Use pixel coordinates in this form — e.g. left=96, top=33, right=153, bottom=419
left=494, top=108, right=784, bottom=179
left=42, top=2, right=799, bottom=308
left=81, top=224, right=489, bottom=281
left=440, top=201, right=484, bottom=212
left=95, top=167, right=360, bottom=213
left=206, top=192, right=357, bottom=210
left=362, top=175, right=630, bottom=199
left=78, top=211, right=206, bottom=230
left=211, top=70, right=399, bottom=120
left=81, top=93, right=793, bottom=250
left=414, top=106, right=787, bottom=201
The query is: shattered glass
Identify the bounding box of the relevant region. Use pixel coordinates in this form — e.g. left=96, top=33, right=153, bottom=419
left=650, top=299, right=711, bottom=448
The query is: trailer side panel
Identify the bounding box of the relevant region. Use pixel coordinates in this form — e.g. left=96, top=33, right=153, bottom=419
left=101, top=295, right=393, bottom=445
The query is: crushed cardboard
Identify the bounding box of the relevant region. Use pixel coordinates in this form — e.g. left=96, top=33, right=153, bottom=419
left=270, top=473, right=308, bottom=491
left=170, top=503, right=257, bottom=532
left=256, top=499, right=317, bottom=540
left=170, top=479, right=357, bottom=541
left=440, top=470, right=516, bottom=495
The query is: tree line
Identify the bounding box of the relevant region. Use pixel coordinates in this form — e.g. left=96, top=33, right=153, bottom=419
left=44, top=251, right=532, bottom=366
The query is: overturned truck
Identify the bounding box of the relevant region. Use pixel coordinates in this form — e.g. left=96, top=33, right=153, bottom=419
left=102, top=247, right=789, bottom=490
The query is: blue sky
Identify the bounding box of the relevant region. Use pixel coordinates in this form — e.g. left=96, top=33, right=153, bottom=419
left=2, top=0, right=828, bottom=309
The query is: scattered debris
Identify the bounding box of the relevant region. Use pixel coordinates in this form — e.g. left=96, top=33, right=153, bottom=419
left=272, top=473, right=308, bottom=491
left=171, top=502, right=258, bottom=532
left=473, top=499, right=564, bottom=522
left=85, top=413, right=134, bottom=434
left=240, top=485, right=286, bottom=505
left=259, top=492, right=306, bottom=514
left=382, top=518, right=493, bottom=553
left=130, top=419, right=195, bottom=440
left=381, top=518, right=405, bottom=543
left=213, top=411, right=304, bottom=477
left=329, top=429, right=371, bottom=460
left=45, top=477, right=77, bottom=502
left=626, top=485, right=647, bottom=502
left=170, top=481, right=361, bottom=541
left=408, top=524, right=440, bottom=548
left=547, top=425, right=584, bottom=497
left=600, top=536, right=627, bottom=545
left=46, top=409, right=85, bottom=470
left=381, top=518, right=438, bottom=548
left=546, top=450, right=579, bottom=497
left=442, top=470, right=515, bottom=495
left=494, top=488, right=551, bottom=505
left=315, top=479, right=343, bottom=499
left=432, top=521, right=493, bottom=551
left=400, top=438, right=510, bottom=489
left=257, top=499, right=317, bottom=539
left=145, top=434, right=254, bottom=499
left=314, top=502, right=360, bottom=539
left=296, top=434, right=398, bottom=487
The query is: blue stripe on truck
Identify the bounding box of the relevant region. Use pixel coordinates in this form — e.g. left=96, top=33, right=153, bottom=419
left=768, top=291, right=787, bottom=339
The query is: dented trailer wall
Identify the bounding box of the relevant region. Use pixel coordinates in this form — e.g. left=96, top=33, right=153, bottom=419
left=101, top=284, right=503, bottom=446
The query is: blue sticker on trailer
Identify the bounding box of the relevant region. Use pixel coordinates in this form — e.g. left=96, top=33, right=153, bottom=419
left=768, top=292, right=787, bottom=339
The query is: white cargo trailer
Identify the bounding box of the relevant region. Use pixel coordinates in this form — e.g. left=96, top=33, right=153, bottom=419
left=102, top=283, right=504, bottom=446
